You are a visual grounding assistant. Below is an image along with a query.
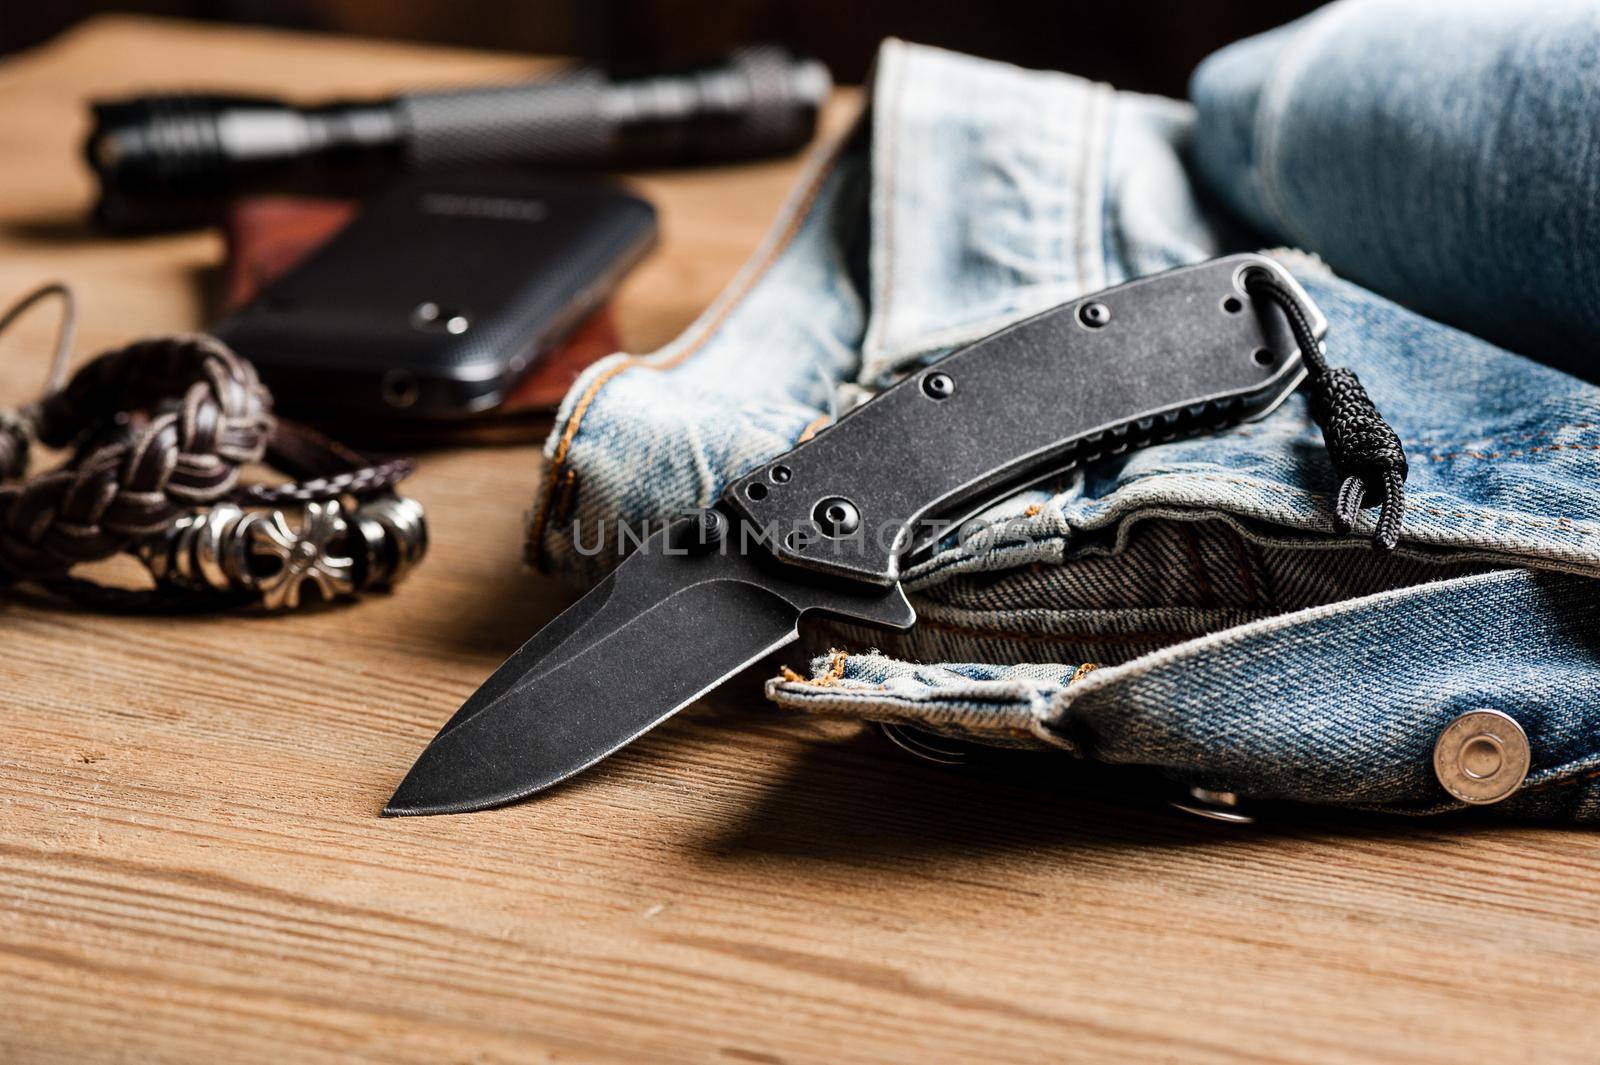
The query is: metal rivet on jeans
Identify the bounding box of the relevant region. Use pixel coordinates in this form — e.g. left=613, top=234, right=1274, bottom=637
left=1168, top=786, right=1255, bottom=824
left=1433, top=709, right=1530, bottom=805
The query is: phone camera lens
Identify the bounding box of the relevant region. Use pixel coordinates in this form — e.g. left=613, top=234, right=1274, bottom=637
left=411, top=301, right=471, bottom=334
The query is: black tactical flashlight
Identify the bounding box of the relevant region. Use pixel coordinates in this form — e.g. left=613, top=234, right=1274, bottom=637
left=85, top=46, right=831, bottom=233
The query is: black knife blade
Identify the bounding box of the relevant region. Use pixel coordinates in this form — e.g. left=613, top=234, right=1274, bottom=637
left=386, top=254, right=1323, bottom=815
left=384, top=518, right=916, bottom=815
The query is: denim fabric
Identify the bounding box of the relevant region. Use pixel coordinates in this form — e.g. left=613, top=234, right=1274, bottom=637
left=528, top=16, right=1600, bottom=819
left=1190, top=0, right=1600, bottom=380
left=770, top=569, right=1600, bottom=821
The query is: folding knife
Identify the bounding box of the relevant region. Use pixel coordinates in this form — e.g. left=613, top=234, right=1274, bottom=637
left=384, top=254, right=1320, bottom=816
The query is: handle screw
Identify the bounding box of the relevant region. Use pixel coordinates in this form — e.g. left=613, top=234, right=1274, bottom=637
left=812, top=496, right=861, bottom=537
left=1078, top=301, right=1111, bottom=328
left=922, top=372, right=955, bottom=400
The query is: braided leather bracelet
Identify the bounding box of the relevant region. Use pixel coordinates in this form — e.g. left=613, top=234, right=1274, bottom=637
left=0, top=283, right=427, bottom=611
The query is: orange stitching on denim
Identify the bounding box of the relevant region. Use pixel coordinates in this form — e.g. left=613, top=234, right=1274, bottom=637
left=1069, top=663, right=1100, bottom=683
left=898, top=617, right=1206, bottom=646
left=797, top=413, right=832, bottom=443
left=1409, top=422, right=1594, bottom=447
left=1135, top=473, right=1600, bottom=536
left=1228, top=418, right=1593, bottom=447
left=1423, top=441, right=1600, bottom=462
left=524, top=467, right=579, bottom=563
left=781, top=649, right=852, bottom=687
left=525, top=124, right=859, bottom=565
left=554, top=468, right=578, bottom=524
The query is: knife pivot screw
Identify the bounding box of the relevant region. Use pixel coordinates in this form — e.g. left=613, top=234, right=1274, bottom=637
left=674, top=508, right=727, bottom=551
left=812, top=496, right=861, bottom=537
left=696, top=508, right=728, bottom=546
left=921, top=372, right=955, bottom=400
left=1078, top=300, right=1111, bottom=328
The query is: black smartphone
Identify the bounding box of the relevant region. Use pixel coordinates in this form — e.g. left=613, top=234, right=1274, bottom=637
left=213, top=174, right=656, bottom=422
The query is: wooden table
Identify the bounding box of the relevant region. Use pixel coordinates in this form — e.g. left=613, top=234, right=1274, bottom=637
left=2, top=17, right=1598, bottom=1065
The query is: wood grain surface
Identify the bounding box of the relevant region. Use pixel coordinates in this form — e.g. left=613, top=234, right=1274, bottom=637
left=2, top=17, right=1598, bottom=1065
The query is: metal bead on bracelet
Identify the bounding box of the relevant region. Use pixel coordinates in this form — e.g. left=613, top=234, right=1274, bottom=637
left=143, top=495, right=428, bottom=610
left=0, top=282, right=428, bottom=612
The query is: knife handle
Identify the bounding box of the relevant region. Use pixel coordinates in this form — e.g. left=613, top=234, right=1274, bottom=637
left=721, top=254, right=1321, bottom=585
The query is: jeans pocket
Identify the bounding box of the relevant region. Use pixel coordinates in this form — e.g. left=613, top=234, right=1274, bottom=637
left=775, top=557, right=1600, bottom=820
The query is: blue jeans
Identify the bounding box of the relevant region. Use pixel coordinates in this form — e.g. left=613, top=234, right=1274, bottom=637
left=526, top=3, right=1600, bottom=820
